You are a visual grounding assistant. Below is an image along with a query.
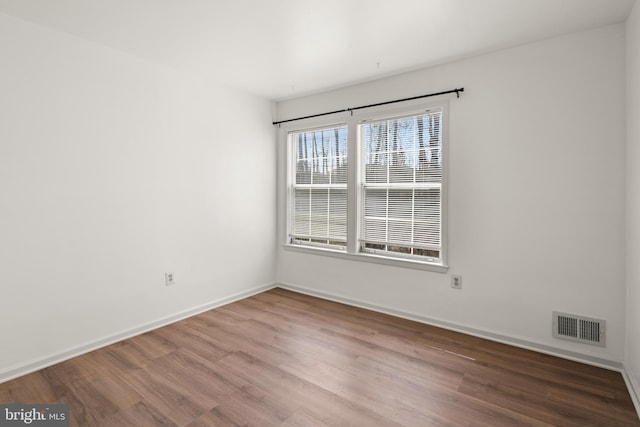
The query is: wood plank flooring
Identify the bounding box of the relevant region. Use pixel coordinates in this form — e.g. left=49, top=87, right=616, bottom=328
left=1, top=288, right=638, bottom=426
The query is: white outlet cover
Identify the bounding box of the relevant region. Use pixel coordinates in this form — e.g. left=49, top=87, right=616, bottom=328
left=451, top=275, right=462, bottom=289
left=165, top=272, right=175, bottom=286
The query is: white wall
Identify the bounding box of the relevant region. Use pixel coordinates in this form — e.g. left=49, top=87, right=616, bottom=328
left=626, top=0, right=640, bottom=398
left=276, top=25, right=627, bottom=362
left=0, top=13, right=276, bottom=376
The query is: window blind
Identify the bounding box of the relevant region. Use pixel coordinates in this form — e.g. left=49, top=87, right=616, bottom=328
left=290, top=125, right=348, bottom=248
left=360, top=109, right=443, bottom=260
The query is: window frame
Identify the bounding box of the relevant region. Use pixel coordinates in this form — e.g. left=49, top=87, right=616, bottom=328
left=283, top=99, right=449, bottom=273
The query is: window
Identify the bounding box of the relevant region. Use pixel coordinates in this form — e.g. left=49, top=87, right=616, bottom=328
left=289, top=125, right=348, bottom=249
left=285, top=101, right=447, bottom=270
left=360, top=109, right=443, bottom=263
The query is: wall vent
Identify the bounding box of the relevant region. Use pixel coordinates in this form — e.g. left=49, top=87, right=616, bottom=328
left=552, top=311, right=605, bottom=347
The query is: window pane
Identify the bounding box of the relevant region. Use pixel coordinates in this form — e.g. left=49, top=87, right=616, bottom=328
left=388, top=189, right=413, bottom=220
left=328, top=188, right=347, bottom=238
left=414, top=189, right=441, bottom=223
left=363, top=112, right=442, bottom=185
left=310, top=188, right=329, bottom=237
left=293, top=188, right=310, bottom=236
left=362, top=187, right=442, bottom=251
left=296, top=160, right=311, bottom=184
left=365, top=218, right=387, bottom=242
left=294, top=126, right=348, bottom=185
left=388, top=220, right=412, bottom=244
left=416, top=114, right=442, bottom=183
left=331, top=156, right=348, bottom=184
left=364, top=188, right=387, bottom=218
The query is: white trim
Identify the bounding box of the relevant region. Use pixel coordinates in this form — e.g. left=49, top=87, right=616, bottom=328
left=0, top=282, right=277, bottom=384
left=622, top=362, right=640, bottom=418
left=283, top=243, right=448, bottom=273
left=275, top=282, right=622, bottom=371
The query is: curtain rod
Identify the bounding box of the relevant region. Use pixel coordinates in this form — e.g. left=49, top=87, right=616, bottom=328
left=272, top=87, right=464, bottom=126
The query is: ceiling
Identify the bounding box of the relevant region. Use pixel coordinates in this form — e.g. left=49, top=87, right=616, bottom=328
left=0, top=0, right=635, bottom=100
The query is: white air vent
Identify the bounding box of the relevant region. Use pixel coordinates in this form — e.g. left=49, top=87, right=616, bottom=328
left=553, top=311, right=605, bottom=347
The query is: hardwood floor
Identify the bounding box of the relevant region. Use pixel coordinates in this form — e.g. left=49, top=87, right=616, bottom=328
left=1, top=288, right=638, bottom=426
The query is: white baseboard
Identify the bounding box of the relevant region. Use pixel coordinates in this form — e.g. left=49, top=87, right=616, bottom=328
left=276, top=282, right=622, bottom=371
left=622, top=363, right=640, bottom=418
left=0, top=282, right=277, bottom=384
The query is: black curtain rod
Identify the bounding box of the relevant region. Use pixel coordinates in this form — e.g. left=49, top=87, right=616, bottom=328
left=272, top=87, right=464, bottom=126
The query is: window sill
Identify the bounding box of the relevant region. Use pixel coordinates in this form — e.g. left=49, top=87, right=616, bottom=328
left=283, top=244, right=449, bottom=273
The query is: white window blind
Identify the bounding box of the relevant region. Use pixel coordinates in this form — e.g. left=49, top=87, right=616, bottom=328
left=289, top=125, right=348, bottom=249
left=360, top=109, right=443, bottom=261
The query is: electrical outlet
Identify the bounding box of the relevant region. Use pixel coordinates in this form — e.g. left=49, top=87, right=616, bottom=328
left=165, top=272, right=176, bottom=286
left=451, top=275, right=462, bottom=290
